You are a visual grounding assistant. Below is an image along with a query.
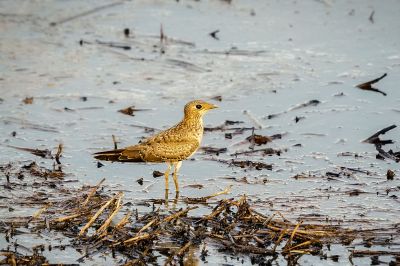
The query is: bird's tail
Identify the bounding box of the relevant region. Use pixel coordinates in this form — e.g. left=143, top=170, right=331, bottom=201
left=93, top=149, right=124, bottom=161
left=93, top=148, right=143, bottom=162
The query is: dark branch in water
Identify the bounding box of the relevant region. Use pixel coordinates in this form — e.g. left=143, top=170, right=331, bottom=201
left=363, top=125, right=399, bottom=162
left=352, top=250, right=400, bottom=257
left=8, top=145, right=53, bottom=159
left=55, top=144, right=63, bottom=165
left=369, top=10, right=375, bottom=23
left=49, top=2, right=124, bottom=26
left=165, top=59, right=210, bottom=73
left=362, top=124, right=396, bottom=145
left=118, top=106, right=150, bottom=116
left=288, top=100, right=321, bottom=111
left=207, top=158, right=273, bottom=170
left=204, top=123, right=254, bottom=133
left=246, top=133, right=283, bottom=146
left=375, top=146, right=399, bottom=162
left=95, top=40, right=131, bottom=50
left=200, top=146, right=227, bottom=155
left=265, top=99, right=320, bottom=120
left=112, top=135, right=118, bottom=150
left=124, top=28, right=130, bottom=37
left=356, top=73, right=387, bottom=96
left=230, top=147, right=283, bottom=156
left=209, top=30, right=220, bottom=40
left=79, top=39, right=131, bottom=50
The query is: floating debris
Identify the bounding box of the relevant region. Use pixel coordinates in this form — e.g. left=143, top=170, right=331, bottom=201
left=369, top=10, right=375, bottom=23
left=152, top=170, right=164, bottom=178
left=199, top=47, right=266, bottom=56
left=160, top=23, right=165, bottom=44
left=118, top=106, right=149, bottom=116
left=210, top=95, right=222, bottom=102
left=0, top=161, right=65, bottom=192
left=0, top=251, right=48, bottom=265
left=356, top=73, right=387, bottom=96
left=165, top=59, right=210, bottom=73
left=292, top=173, right=318, bottom=180
left=363, top=124, right=395, bottom=146
left=204, top=123, right=253, bottom=135
left=223, top=176, right=268, bottom=185
left=182, top=185, right=232, bottom=203
left=210, top=158, right=273, bottom=170
left=184, top=184, right=204, bottom=189
left=2, top=117, right=59, bottom=133
left=22, top=97, right=33, bottom=104
left=289, top=99, right=321, bottom=111
left=265, top=99, right=321, bottom=120
left=386, top=169, right=395, bottom=180
left=112, top=135, right=119, bottom=149
left=200, top=146, right=227, bottom=155
left=231, top=147, right=283, bottom=156
left=49, top=2, right=124, bottom=26
left=225, top=120, right=243, bottom=125
left=351, top=250, right=400, bottom=257
left=124, top=28, right=130, bottom=37
left=209, top=29, right=220, bottom=40
left=80, top=39, right=131, bottom=50
left=7, top=145, right=53, bottom=159
left=246, top=133, right=283, bottom=145
left=363, top=124, right=399, bottom=162
left=295, top=116, right=305, bottom=123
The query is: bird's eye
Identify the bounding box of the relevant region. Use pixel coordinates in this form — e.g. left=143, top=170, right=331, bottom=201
left=196, top=104, right=202, bottom=109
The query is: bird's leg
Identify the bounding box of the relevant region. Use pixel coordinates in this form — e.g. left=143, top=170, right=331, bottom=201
left=164, top=189, right=169, bottom=207
left=164, top=163, right=172, bottom=207
left=172, top=161, right=182, bottom=193
left=173, top=191, right=179, bottom=207
left=164, top=162, right=172, bottom=192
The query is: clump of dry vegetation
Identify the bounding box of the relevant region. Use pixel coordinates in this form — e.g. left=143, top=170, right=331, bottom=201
left=1, top=160, right=399, bottom=265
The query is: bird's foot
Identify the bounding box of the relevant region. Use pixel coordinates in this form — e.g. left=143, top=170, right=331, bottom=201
left=174, top=191, right=179, bottom=204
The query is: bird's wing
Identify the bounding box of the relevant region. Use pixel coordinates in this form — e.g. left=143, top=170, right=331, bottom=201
left=140, top=140, right=199, bottom=162
left=119, top=145, right=146, bottom=161
left=140, top=123, right=183, bottom=144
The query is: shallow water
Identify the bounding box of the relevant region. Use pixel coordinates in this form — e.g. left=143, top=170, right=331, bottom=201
left=1, top=0, right=399, bottom=264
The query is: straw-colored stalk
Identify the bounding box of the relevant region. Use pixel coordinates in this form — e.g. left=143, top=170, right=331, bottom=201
left=82, top=178, right=106, bottom=207
left=283, top=221, right=303, bottom=252
left=29, top=203, right=51, bottom=223
left=123, top=233, right=151, bottom=245
left=95, top=193, right=124, bottom=236
left=79, top=192, right=122, bottom=236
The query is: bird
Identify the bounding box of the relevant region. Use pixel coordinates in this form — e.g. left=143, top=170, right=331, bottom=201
left=94, top=100, right=218, bottom=193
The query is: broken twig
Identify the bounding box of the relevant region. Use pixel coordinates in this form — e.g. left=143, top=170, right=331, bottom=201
left=356, top=73, right=387, bottom=96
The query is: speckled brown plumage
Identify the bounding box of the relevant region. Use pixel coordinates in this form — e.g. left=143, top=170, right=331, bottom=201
left=94, top=100, right=217, bottom=192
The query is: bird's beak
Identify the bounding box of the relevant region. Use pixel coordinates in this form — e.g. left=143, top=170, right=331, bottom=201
left=206, top=103, right=218, bottom=110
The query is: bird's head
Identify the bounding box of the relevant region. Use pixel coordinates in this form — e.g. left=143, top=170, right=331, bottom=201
left=184, top=100, right=218, bottom=119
